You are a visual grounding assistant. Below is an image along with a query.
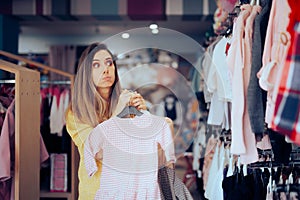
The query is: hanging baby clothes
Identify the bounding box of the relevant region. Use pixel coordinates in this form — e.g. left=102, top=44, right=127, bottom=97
left=259, top=0, right=291, bottom=128
left=227, top=4, right=258, bottom=164
left=201, top=37, right=222, bottom=104
left=50, top=86, right=70, bottom=136
left=247, top=0, right=272, bottom=140
left=84, top=111, right=176, bottom=200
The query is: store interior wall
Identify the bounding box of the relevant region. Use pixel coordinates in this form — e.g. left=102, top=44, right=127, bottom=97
left=18, top=32, right=204, bottom=56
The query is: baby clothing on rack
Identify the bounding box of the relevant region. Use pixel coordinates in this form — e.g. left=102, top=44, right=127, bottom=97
left=84, top=111, right=176, bottom=200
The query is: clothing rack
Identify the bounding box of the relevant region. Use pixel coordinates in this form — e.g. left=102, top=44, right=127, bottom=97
left=0, top=59, right=40, bottom=200
left=0, top=79, right=72, bottom=85
left=248, top=160, right=300, bottom=169
left=0, top=79, right=16, bottom=84
left=41, top=80, right=71, bottom=85
left=0, top=50, right=76, bottom=200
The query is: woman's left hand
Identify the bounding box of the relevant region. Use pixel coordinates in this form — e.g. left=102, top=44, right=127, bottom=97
left=130, top=92, right=147, bottom=110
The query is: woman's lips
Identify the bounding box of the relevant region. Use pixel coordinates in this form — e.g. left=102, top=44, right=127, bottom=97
left=102, top=76, right=111, bottom=81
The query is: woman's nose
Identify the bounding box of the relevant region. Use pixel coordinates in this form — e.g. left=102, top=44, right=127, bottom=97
left=102, top=65, right=109, bottom=74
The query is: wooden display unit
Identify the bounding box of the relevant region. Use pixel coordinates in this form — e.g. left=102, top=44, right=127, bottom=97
left=0, top=59, right=40, bottom=200
left=0, top=51, right=78, bottom=200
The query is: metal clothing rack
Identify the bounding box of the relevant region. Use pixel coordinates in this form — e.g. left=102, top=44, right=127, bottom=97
left=0, top=79, right=16, bottom=84
left=41, top=80, right=71, bottom=85
left=0, top=79, right=72, bottom=85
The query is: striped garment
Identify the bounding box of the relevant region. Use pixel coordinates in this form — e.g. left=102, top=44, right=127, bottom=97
left=272, top=22, right=300, bottom=145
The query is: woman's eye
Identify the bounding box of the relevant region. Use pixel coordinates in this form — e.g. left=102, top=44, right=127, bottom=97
left=105, top=60, right=113, bottom=66
left=92, top=63, right=100, bottom=68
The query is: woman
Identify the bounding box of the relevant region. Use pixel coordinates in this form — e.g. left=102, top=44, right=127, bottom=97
left=65, top=43, right=147, bottom=199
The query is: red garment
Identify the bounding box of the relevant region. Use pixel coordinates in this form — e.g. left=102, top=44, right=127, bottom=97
left=286, top=0, right=300, bottom=56
left=271, top=2, right=300, bottom=144
left=271, top=25, right=300, bottom=145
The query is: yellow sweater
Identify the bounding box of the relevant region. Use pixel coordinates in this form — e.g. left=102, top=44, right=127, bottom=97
left=65, top=109, right=102, bottom=200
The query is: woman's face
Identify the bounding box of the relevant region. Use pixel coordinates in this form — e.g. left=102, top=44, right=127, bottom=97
left=92, top=50, right=116, bottom=88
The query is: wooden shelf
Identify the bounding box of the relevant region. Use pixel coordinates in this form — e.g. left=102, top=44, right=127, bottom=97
left=40, top=191, right=72, bottom=199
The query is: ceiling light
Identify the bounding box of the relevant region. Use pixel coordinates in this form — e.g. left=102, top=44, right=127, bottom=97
left=149, top=23, right=158, bottom=30
left=171, top=61, right=178, bottom=69
left=121, top=33, right=130, bottom=39
left=151, top=28, right=159, bottom=34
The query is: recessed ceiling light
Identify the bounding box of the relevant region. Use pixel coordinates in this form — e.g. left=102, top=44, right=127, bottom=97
left=151, top=28, right=159, bottom=34
left=121, top=33, right=130, bottom=39
left=171, top=61, right=178, bottom=69
left=149, top=23, right=158, bottom=30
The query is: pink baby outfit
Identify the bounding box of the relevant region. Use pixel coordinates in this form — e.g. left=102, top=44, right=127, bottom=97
left=227, top=4, right=259, bottom=164
left=260, top=0, right=291, bottom=127
left=84, top=111, right=176, bottom=200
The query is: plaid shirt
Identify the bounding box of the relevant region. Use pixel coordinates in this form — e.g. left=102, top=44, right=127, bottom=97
left=272, top=22, right=300, bottom=145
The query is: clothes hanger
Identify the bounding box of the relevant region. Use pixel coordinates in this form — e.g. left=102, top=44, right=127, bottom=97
left=117, top=105, right=143, bottom=118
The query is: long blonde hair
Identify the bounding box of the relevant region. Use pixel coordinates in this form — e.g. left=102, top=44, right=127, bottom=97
left=71, top=43, right=122, bottom=127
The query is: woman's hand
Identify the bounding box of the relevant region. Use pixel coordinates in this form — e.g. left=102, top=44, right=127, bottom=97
left=129, top=92, right=147, bottom=111
left=112, top=90, right=147, bottom=117
left=111, top=90, right=132, bottom=117
left=95, top=150, right=103, bottom=161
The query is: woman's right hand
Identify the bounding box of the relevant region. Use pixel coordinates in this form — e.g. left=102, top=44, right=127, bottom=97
left=129, top=92, right=147, bottom=110
left=111, top=90, right=132, bottom=117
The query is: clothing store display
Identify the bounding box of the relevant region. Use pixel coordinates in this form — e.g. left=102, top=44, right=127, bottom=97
left=39, top=85, right=72, bottom=192
left=49, top=87, right=70, bottom=136
left=2, top=0, right=300, bottom=199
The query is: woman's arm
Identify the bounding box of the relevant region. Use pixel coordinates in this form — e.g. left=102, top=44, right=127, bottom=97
left=65, top=108, right=93, bottom=148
